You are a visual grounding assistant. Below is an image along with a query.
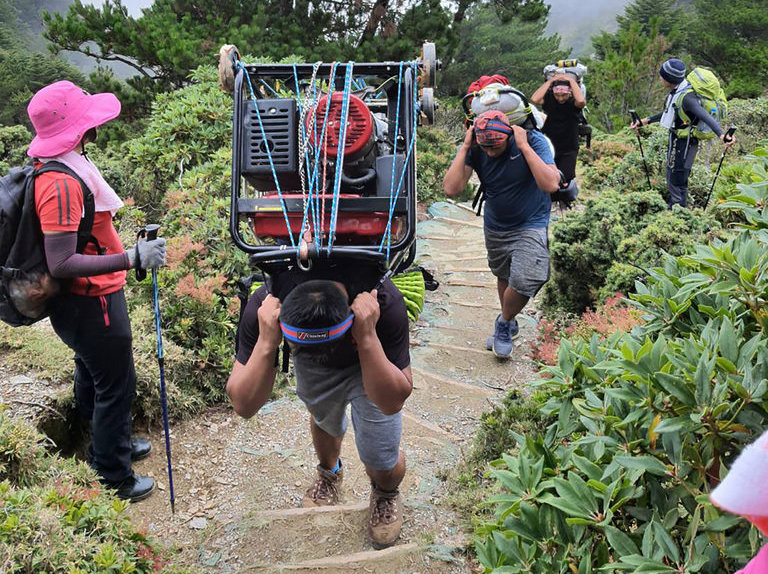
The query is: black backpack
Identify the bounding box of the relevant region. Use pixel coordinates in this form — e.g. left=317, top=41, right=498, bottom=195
left=0, top=162, right=95, bottom=326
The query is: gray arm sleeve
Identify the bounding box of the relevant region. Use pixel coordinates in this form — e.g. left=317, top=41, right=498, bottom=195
left=682, top=93, right=723, bottom=137
left=44, top=233, right=130, bottom=278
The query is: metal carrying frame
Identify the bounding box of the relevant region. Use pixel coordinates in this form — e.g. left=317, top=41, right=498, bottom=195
left=228, top=55, right=437, bottom=274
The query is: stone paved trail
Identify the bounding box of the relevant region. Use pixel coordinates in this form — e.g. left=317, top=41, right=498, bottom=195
left=125, top=201, right=540, bottom=572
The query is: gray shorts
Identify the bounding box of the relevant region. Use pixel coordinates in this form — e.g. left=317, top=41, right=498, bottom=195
left=294, top=360, right=401, bottom=471
left=484, top=226, right=550, bottom=297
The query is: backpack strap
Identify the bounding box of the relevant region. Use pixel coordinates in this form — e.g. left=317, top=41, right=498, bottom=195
left=34, top=162, right=103, bottom=255
left=472, top=182, right=485, bottom=216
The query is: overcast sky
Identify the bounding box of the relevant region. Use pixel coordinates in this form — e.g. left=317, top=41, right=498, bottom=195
left=82, top=0, right=154, bottom=16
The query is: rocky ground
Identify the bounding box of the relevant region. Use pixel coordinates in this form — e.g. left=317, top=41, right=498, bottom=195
left=1, top=200, right=543, bottom=573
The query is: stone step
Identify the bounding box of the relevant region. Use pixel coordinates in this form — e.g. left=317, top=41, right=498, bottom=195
left=236, top=504, right=465, bottom=572
left=245, top=542, right=463, bottom=573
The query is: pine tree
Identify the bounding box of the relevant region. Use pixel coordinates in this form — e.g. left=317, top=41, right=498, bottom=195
left=687, top=0, right=768, bottom=97
left=588, top=21, right=672, bottom=132
left=440, top=4, right=566, bottom=97
left=616, top=0, right=684, bottom=38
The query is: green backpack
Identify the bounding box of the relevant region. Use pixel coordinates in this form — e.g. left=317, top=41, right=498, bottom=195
left=674, top=67, right=728, bottom=140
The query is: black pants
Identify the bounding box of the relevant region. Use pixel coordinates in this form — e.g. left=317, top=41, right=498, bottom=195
left=554, top=149, right=578, bottom=183
left=49, top=289, right=136, bottom=483
left=666, top=135, right=699, bottom=208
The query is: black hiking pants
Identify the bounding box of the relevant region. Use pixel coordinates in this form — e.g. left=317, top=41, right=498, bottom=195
left=666, top=135, right=699, bottom=208
left=49, top=289, right=136, bottom=483
left=554, top=149, right=578, bottom=183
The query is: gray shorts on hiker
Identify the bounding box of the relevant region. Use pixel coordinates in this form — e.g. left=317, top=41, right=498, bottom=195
left=293, top=360, right=402, bottom=471
left=484, top=226, right=550, bottom=297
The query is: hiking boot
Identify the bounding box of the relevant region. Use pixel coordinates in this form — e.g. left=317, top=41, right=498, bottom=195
left=87, top=437, right=152, bottom=464
left=368, top=485, right=403, bottom=549
left=302, top=464, right=343, bottom=507
left=131, top=437, right=152, bottom=462
left=102, top=472, right=155, bottom=503
left=486, top=315, right=519, bottom=351
left=492, top=315, right=515, bottom=359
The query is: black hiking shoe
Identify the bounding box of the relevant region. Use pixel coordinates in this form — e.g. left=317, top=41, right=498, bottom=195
left=131, top=437, right=152, bottom=461
left=87, top=437, right=152, bottom=463
left=102, top=472, right=155, bottom=503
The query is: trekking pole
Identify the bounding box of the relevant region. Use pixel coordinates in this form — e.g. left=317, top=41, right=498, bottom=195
left=629, top=109, right=652, bottom=190
left=143, top=224, right=176, bottom=514
left=704, top=126, right=737, bottom=210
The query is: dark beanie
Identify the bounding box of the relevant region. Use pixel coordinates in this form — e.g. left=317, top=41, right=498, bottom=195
left=659, top=58, right=686, bottom=84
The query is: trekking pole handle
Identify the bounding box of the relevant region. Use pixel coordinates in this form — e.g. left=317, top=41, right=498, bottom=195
left=629, top=109, right=641, bottom=124
left=724, top=126, right=737, bottom=143
left=144, top=224, right=160, bottom=241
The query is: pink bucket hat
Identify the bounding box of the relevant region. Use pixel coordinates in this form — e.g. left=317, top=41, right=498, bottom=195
left=27, top=81, right=121, bottom=158
left=710, top=429, right=768, bottom=536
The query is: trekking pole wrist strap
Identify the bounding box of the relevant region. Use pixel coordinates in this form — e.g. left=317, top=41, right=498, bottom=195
left=134, top=242, right=147, bottom=281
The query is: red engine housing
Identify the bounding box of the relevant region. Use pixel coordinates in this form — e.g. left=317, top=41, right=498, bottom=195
left=307, top=93, right=375, bottom=160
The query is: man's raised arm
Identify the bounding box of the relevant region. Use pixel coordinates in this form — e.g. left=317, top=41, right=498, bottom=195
left=226, top=294, right=282, bottom=418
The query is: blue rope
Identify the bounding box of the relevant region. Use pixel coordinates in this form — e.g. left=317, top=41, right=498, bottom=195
left=378, top=62, right=403, bottom=257
left=327, top=61, right=355, bottom=255
left=259, top=79, right=279, bottom=96
left=307, top=63, right=337, bottom=247
left=238, top=62, right=296, bottom=248
left=379, top=62, right=419, bottom=260
left=309, top=67, right=322, bottom=250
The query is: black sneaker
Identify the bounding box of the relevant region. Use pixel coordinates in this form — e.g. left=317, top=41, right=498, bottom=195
left=131, top=437, right=152, bottom=461
left=87, top=437, right=152, bottom=463
left=103, top=472, right=155, bottom=503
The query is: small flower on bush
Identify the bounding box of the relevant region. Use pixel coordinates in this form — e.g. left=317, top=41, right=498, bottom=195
left=166, top=236, right=206, bottom=271
left=174, top=273, right=226, bottom=305
left=532, top=295, right=643, bottom=365
left=530, top=317, right=562, bottom=365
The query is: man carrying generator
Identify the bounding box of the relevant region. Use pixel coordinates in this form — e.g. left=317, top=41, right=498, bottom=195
left=631, top=57, right=734, bottom=208
left=226, top=262, right=412, bottom=549
left=443, top=102, right=559, bottom=359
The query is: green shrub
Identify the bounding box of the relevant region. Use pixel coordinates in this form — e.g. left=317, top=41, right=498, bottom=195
left=121, top=65, right=233, bottom=218
left=0, top=124, right=31, bottom=173
left=580, top=129, right=639, bottom=193
left=417, top=121, right=473, bottom=204
left=724, top=97, right=768, bottom=154
left=93, top=68, right=249, bottom=422
left=473, top=148, right=768, bottom=574
left=0, top=408, right=188, bottom=573
left=542, top=187, right=721, bottom=314
left=472, top=391, right=551, bottom=467
left=138, top=149, right=250, bottom=406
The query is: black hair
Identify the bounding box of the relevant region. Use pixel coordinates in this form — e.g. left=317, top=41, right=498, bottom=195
left=279, top=279, right=352, bottom=364
left=82, top=127, right=98, bottom=145
left=270, top=260, right=380, bottom=302
left=280, top=279, right=349, bottom=328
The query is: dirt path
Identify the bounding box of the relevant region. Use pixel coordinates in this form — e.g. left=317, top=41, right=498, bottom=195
left=0, top=201, right=541, bottom=572
left=123, top=201, right=541, bottom=572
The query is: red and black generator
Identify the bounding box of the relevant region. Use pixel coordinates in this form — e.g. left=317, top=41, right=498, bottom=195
left=225, top=44, right=438, bottom=275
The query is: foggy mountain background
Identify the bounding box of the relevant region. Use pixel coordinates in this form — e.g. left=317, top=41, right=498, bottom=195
left=546, top=0, right=634, bottom=56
